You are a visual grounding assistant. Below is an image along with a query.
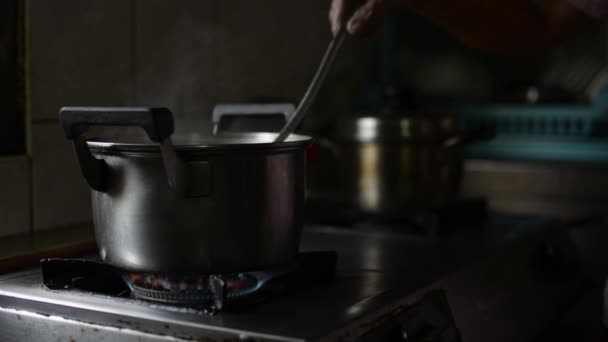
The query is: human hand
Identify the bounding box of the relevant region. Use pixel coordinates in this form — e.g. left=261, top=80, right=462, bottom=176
left=329, top=0, right=390, bottom=37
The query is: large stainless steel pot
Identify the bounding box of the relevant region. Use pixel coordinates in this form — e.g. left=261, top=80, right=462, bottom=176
left=59, top=104, right=311, bottom=274
left=333, top=113, right=492, bottom=216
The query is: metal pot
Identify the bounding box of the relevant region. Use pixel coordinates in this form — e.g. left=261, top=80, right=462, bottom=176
left=333, top=113, right=492, bottom=216
left=59, top=104, right=311, bottom=274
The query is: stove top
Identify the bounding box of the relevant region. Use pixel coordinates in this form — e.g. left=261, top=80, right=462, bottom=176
left=0, top=215, right=589, bottom=341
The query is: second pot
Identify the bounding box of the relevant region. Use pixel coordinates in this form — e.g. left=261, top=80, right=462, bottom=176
left=333, top=113, right=488, bottom=216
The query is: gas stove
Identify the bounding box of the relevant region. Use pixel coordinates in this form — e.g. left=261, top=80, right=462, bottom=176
left=0, top=215, right=595, bottom=341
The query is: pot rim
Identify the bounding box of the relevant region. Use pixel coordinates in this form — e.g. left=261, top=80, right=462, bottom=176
left=87, top=131, right=313, bottom=154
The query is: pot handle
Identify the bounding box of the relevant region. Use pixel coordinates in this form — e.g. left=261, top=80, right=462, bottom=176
left=59, top=107, right=185, bottom=194
left=211, top=103, right=295, bottom=134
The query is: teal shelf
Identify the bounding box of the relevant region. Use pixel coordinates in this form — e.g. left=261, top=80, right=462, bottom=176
left=465, top=137, right=608, bottom=163
left=423, top=87, right=608, bottom=163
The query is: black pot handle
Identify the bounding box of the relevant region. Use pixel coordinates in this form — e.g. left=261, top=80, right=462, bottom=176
left=211, top=103, right=295, bottom=134
left=59, top=107, right=184, bottom=194
left=60, top=107, right=174, bottom=141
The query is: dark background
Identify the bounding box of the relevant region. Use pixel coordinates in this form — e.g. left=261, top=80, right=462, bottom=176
left=0, top=0, right=25, bottom=156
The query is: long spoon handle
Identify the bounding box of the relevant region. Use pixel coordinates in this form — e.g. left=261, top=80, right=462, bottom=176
left=275, top=29, right=346, bottom=142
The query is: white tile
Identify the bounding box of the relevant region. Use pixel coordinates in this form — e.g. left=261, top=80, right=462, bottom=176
left=31, top=123, right=91, bottom=231
left=0, top=157, right=31, bottom=237
left=29, top=0, right=133, bottom=119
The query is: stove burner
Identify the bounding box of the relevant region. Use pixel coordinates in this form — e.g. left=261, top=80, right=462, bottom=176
left=41, top=251, right=337, bottom=313
left=124, top=271, right=277, bottom=306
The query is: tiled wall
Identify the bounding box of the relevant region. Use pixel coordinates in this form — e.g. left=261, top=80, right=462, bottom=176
left=28, top=0, right=133, bottom=232
left=14, top=0, right=367, bottom=235
left=134, top=1, right=332, bottom=120
left=0, top=157, right=31, bottom=237
left=131, top=0, right=369, bottom=131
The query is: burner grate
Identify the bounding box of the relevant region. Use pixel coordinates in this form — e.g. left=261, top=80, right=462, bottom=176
left=124, top=272, right=267, bottom=307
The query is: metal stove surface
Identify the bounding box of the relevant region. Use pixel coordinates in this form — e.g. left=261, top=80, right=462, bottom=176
left=0, top=215, right=579, bottom=341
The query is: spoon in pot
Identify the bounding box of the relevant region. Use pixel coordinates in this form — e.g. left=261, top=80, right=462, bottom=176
left=274, top=29, right=346, bottom=142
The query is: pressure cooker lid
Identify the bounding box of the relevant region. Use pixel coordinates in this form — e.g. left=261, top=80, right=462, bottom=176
left=336, top=114, right=459, bottom=143
left=86, top=131, right=312, bottom=153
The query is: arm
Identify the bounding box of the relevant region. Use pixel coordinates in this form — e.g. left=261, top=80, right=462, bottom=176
left=330, top=0, right=590, bottom=56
